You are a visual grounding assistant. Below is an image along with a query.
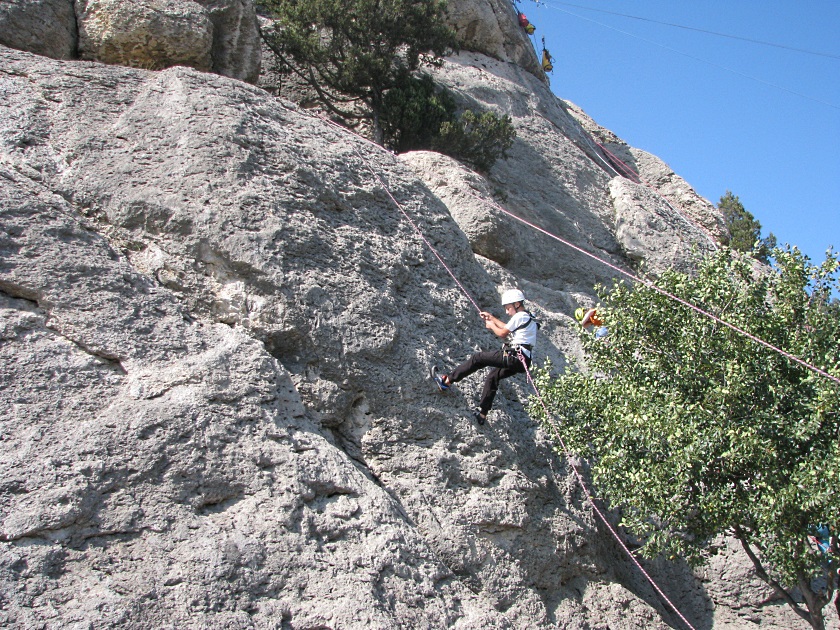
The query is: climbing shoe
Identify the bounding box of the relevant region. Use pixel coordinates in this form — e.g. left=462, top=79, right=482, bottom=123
left=472, top=410, right=486, bottom=426
left=430, top=365, right=449, bottom=392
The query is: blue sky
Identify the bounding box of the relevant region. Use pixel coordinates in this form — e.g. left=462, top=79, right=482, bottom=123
left=518, top=0, right=839, bottom=265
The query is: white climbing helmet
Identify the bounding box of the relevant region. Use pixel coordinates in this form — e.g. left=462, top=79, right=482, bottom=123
left=501, top=289, right=526, bottom=306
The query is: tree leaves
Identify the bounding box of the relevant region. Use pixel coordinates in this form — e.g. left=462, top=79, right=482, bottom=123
left=534, top=247, right=840, bottom=628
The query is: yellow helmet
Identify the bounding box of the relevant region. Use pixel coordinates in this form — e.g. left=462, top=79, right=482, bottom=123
left=574, top=307, right=585, bottom=322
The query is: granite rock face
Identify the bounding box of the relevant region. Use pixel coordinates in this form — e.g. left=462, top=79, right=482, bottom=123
left=0, top=47, right=672, bottom=629
left=0, top=0, right=260, bottom=82
left=197, top=0, right=261, bottom=83
left=446, top=0, right=544, bottom=80
left=76, top=0, right=216, bottom=73
left=0, top=3, right=832, bottom=627
left=0, top=0, right=77, bottom=60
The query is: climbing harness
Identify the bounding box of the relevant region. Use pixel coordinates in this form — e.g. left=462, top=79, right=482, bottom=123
left=508, top=312, right=540, bottom=334
left=504, top=312, right=539, bottom=359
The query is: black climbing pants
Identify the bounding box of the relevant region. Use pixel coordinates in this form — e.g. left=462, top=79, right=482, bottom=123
left=448, top=348, right=531, bottom=416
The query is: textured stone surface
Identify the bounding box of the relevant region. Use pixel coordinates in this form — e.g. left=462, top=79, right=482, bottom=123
left=76, top=0, right=215, bottom=72
left=0, top=47, right=680, bottom=628
left=195, top=0, right=261, bottom=83
left=564, top=98, right=727, bottom=248
left=0, top=0, right=77, bottom=60
left=446, top=0, right=544, bottom=80
left=400, top=51, right=719, bottom=296
left=73, top=0, right=260, bottom=81
left=0, top=6, right=834, bottom=626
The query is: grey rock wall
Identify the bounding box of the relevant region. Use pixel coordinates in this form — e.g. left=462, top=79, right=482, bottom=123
left=0, top=0, right=261, bottom=82
left=0, top=0, right=77, bottom=60
left=0, top=2, right=831, bottom=626
left=446, top=0, right=544, bottom=80
left=196, top=0, right=261, bottom=83
left=0, top=46, right=678, bottom=628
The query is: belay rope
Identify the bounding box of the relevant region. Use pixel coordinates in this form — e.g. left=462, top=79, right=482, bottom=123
left=316, top=112, right=699, bottom=629
left=313, top=108, right=840, bottom=626
left=517, top=346, right=698, bottom=630
left=455, top=188, right=840, bottom=387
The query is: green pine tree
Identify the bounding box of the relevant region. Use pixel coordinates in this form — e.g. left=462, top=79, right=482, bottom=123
left=258, top=0, right=456, bottom=143
left=718, top=190, right=776, bottom=263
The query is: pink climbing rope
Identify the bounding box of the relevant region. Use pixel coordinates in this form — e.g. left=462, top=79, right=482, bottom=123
left=463, top=189, right=840, bottom=386
left=316, top=110, right=840, bottom=384
left=325, top=112, right=700, bottom=627
left=344, top=140, right=484, bottom=316
left=592, top=140, right=721, bottom=247
left=319, top=108, right=840, bottom=386
left=314, top=109, right=840, bottom=385
left=595, top=141, right=641, bottom=183
left=517, top=348, right=698, bottom=630
left=308, top=107, right=837, bottom=630
left=311, top=114, right=483, bottom=315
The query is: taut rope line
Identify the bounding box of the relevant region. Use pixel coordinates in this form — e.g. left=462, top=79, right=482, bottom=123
left=321, top=112, right=699, bottom=628
left=462, top=189, right=840, bottom=386
left=517, top=348, right=698, bottom=630
left=312, top=110, right=840, bottom=386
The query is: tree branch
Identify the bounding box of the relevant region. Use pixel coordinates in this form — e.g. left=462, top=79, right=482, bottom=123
left=259, top=28, right=360, bottom=112
left=734, top=526, right=813, bottom=625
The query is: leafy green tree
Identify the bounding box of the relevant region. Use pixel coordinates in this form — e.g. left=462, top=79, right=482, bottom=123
left=258, top=0, right=456, bottom=142
left=533, top=247, right=840, bottom=629
left=434, top=109, right=517, bottom=172
left=718, top=190, right=777, bottom=263
left=379, top=70, right=457, bottom=153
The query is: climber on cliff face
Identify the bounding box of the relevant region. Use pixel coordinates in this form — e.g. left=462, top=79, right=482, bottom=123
left=431, top=289, right=539, bottom=425
left=575, top=306, right=608, bottom=338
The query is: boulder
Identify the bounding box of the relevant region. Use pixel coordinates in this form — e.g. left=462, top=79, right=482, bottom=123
left=76, top=0, right=214, bottom=72
left=195, top=0, right=261, bottom=83
left=0, top=0, right=77, bottom=60
left=74, top=0, right=260, bottom=81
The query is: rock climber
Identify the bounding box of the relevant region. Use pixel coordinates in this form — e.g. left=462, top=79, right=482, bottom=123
left=431, top=289, right=538, bottom=425
left=575, top=306, right=608, bottom=338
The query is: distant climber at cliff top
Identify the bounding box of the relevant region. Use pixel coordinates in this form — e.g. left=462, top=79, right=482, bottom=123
left=431, top=289, right=539, bottom=425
